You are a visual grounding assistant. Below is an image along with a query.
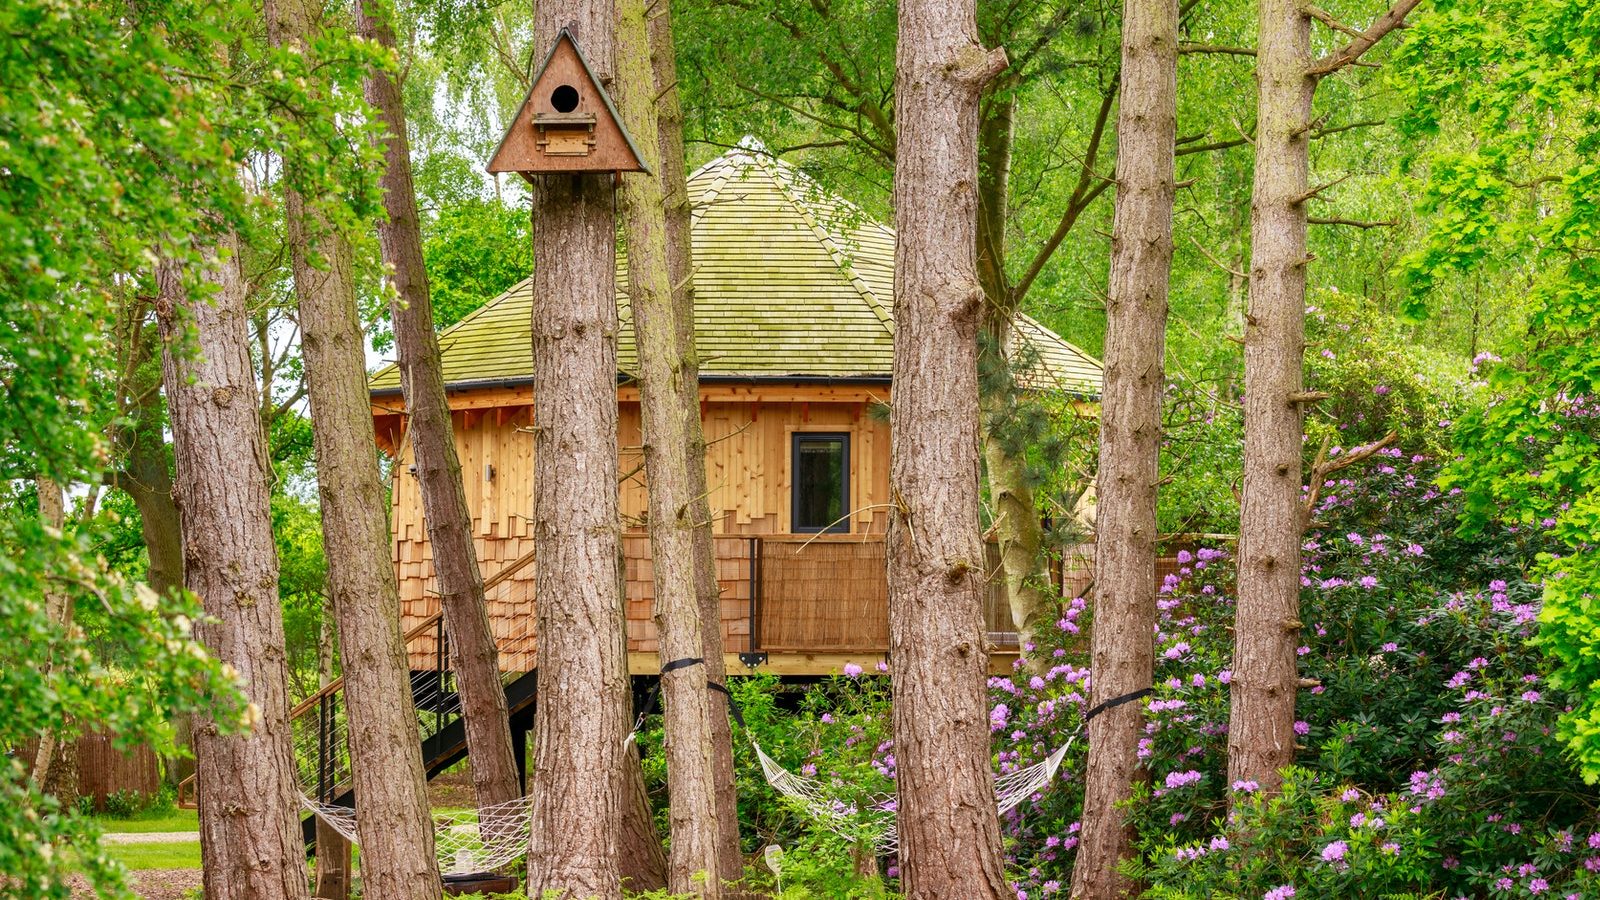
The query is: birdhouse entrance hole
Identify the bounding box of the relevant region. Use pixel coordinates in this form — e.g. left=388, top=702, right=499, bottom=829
left=550, top=84, right=580, bottom=112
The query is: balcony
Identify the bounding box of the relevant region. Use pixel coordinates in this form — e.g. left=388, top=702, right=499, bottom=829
left=408, top=534, right=1035, bottom=675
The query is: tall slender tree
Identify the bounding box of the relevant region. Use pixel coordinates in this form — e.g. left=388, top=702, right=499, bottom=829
left=1230, top=0, right=1421, bottom=793
left=356, top=0, right=522, bottom=813
left=158, top=241, right=310, bottom=900
left=265, top=0, right=442, bottom=894
left=522, top=2, right=633, bottom=896
left=30, top=476, right=77, bottom=805
left=614, top=0, right=724, bottom=893
left=1070, top=1, right=1178, bottom=896
left=886, top=2, right=1010, bottom=896
left=649, top=1, right=744, bottom=879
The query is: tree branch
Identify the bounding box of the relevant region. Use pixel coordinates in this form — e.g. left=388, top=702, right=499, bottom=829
left=1303, top=4, right=1363, bottom=38
left=1179, top=43, right=1256, bottom=57
left=1010, top=74, right=1119, bottom=304
left=1309, top=216, right=1397, bottom=228
left=1309, top=0, right=1424, bottom=77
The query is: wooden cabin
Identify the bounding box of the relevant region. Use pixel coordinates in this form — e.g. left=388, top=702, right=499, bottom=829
left=370, top=143, right=1103, bottom=677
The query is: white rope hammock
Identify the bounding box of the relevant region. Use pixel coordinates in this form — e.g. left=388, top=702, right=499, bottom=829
left=753, top=740, right=1073, bottom=855
left=301, top=738, right=1073, bottom=872
left=303, top=792, right=538, bottom=876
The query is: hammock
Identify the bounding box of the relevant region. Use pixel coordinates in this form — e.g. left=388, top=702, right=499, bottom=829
left=304, top=793, right=537, bottom=876
left=303, top=737, right=1071, bottom=872
left=753, top=740, right=1072, bottom=855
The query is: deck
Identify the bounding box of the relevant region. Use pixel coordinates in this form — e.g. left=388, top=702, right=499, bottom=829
left=400, top=534, right=1037, bottom=677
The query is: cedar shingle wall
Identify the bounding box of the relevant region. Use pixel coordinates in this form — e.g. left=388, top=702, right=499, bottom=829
left=392, top=393, right=891, bottom=668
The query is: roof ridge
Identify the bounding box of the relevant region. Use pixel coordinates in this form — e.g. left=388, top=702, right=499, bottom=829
left=753, top=152, right=895, bottom=335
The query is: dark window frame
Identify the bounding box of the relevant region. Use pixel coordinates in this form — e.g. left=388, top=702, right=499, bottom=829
left=790, top=431, right=851, bottom=534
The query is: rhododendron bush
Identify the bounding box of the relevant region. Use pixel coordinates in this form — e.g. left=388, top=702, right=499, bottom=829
left=694, top=450, right=1598, bottom=899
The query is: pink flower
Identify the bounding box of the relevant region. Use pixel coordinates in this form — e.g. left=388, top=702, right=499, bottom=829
left=843, top=662, right=862, bottom=678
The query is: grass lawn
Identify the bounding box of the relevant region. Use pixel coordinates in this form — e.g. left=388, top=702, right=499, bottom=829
left=100, top=841, right=202, bottom=870
left=95, top=808, right=199, bottom=834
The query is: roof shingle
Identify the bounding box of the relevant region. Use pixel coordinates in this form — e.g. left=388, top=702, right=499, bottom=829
left=370, top=141, right=1102, bottom=395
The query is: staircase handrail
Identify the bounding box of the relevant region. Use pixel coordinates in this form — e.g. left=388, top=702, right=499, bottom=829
left=177, top=546, right=538, bottom=808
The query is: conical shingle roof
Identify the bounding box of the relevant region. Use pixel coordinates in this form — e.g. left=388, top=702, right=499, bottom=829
left=370, top=141, right=1102, bottom=395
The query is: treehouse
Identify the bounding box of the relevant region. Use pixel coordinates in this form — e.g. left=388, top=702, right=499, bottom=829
left=370, top=143, right=1103, bottom=678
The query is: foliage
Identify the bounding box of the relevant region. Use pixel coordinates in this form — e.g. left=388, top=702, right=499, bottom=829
left=1125, top=454, right=1596, bottom=899
left=1394, top=0, right=1600, bottom=781
left=0, top=498, right=242, bottom=899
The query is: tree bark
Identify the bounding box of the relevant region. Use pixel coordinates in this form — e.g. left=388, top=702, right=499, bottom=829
left=356, top=0, right=522, bottom=814
left=615, top=0, right=724, bottom=893
left=32, top=477, right=78, bottom=808
left=523, top=6, right=631, bottom=898
left=1227, top=0, right=1420, bottom=798
left=1070, top=0, right=1177, bottom=896
left=617, top=743, right=669, bottom=892
left=266, top=4, right=442, bottom=896
left=647, top=4, right=743, bottom=881
left=157, top=240, right=310, bottom=900
left=887, top=3, right=1009, bottom=896
left=1228, top=0, right=1314, bottom=797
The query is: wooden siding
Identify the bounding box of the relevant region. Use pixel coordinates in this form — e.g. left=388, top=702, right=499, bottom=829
left=390, top=385, right=893, bottom=667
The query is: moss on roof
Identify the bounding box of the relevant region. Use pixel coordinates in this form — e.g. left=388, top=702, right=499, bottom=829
left=371, top=141, right=1103, bottom=395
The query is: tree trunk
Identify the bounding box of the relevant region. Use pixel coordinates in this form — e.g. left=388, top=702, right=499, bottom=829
left=648, top=4, right=743, bottom=881
left=617, top=743, right=669, bottom=892
left=886, top=3, right=1009, bottom=896
left=32, top=476, right=78, bottom=808
left=1228, top=0, right=1314, bottom=797
left=522, top=7, right=631, bottom=898
left=356, top=0, right=521, bottom=814
left=156, top=241, right=310, bottom=900
left=615, top=0, right=724, bottom=894
left=1070, top=0, right=1177, bottom=896
left=974, top=93, right=1055, bottom=660
left=266, top=4, right=442, bottom=896
left=115, top=421, right=185, bottom=600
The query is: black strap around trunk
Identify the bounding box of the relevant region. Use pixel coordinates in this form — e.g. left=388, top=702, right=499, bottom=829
left=632, top=657, right=746, bottom=734
left=1082, top=687, right=1154, bottom=725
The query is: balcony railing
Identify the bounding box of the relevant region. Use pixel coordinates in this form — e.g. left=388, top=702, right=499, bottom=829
left=408, top=534, right=1029, bottom=670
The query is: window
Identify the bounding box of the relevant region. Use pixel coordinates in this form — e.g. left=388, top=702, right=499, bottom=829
left=791, top=433, right=850, bottom=533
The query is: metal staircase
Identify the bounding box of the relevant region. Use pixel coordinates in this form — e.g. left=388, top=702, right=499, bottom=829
left=179, top=550, right=541, bottom=854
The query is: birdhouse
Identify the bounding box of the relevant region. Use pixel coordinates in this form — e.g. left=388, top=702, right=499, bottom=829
left=487, top=28, right=649, bottom=178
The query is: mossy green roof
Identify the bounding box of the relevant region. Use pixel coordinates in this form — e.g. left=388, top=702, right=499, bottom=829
left=370, top=141, right=1102, bottom=395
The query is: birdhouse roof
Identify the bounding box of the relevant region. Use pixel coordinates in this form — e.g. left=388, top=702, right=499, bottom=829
left=370, top=140, right=1103, bottom=396
left=486, top=28, right=649, bottom=175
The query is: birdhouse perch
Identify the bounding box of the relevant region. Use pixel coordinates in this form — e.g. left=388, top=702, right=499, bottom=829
left=487, top=28, right=649, bottom=178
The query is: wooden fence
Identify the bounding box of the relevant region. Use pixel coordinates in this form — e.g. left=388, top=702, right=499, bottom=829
left=16, top=732, right=162, bottom=809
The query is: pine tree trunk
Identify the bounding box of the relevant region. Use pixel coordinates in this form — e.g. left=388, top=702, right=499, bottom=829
left=356, top=0, right=521, bottom=814
left=648, top=5, right=743, bottom=880
left=615, top=0, right=724, bottom=893
left=32, top=476, right=77, bottom=808
left=1070, top=1, right=1177, bottom=896
left=522, top=7, right=631, bottom=898
left=266, top=5, right=442, bottom=896
left=887, top=3, right=1009, bottom=896
left=617, top=743, right=669, bottom=892
left=156, top=241, right=311, bottom=900
left=1229, top=0, right=1314, bottom=795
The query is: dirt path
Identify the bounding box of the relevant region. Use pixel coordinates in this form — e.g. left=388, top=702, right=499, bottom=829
left=69, top=869, right=203, bottom=900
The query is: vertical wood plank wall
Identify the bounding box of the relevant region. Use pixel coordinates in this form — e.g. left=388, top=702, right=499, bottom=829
left=383, top=383, right=892, bottom=657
